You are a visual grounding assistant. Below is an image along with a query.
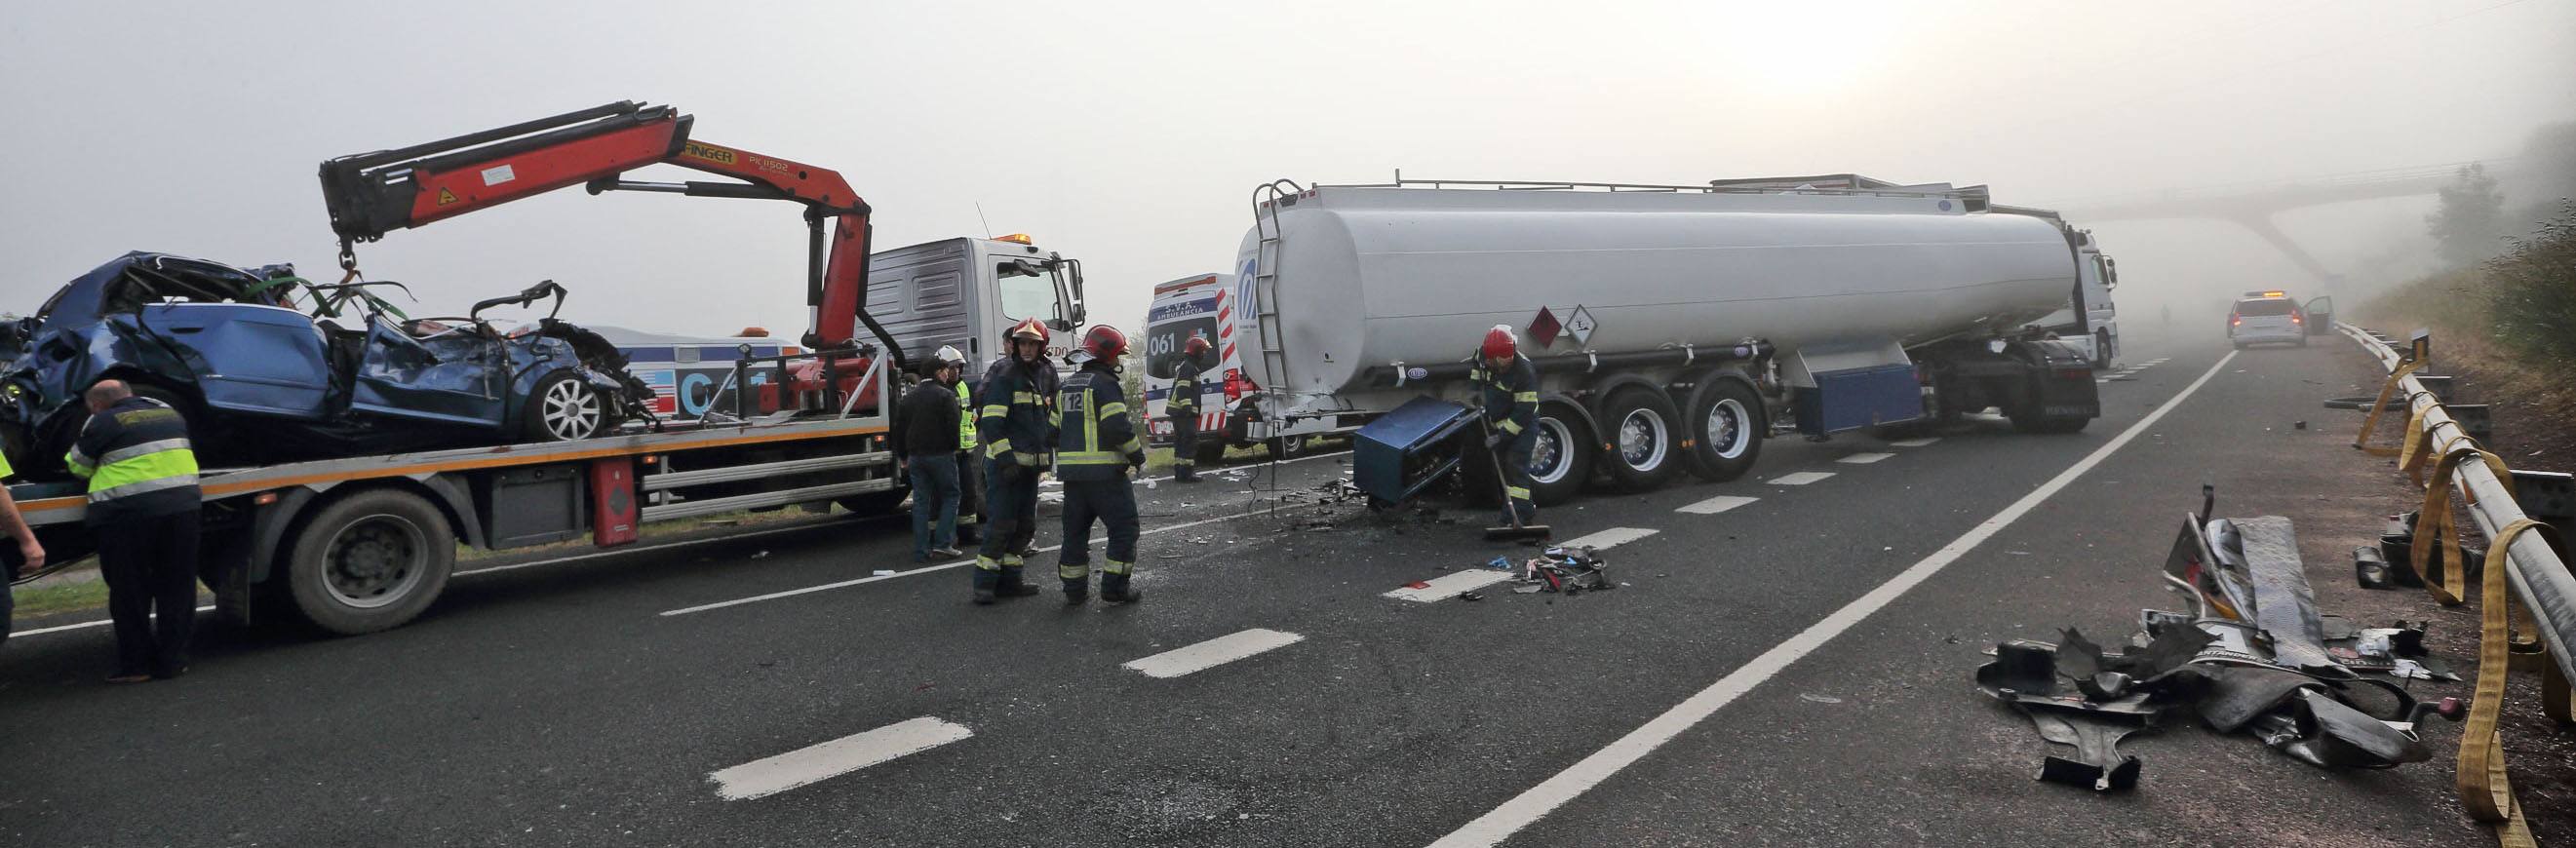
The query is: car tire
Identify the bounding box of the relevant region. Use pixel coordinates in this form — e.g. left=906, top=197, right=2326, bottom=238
left=526, top=370, right=615, bottom=442
left=285, top=487, right=454, bottom=635
left=1681, top=377, right=1765, bottom=482
left=1594, top=385, right=1684, bottom=492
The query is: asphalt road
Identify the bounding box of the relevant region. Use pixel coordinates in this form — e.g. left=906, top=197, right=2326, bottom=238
left=0, top=326, right=2506, bottom=847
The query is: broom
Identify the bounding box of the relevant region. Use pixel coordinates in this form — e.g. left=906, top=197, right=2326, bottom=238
left=1478, top=414, right=1552, bottom=541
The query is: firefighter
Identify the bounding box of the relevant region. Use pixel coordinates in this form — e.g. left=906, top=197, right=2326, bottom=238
left=972, top=319, right=1058, bottom=604
left=66, top=380, right=202, bottom=682
left=1473, top=326, right=1541, bottom=527
left=1055, top=326, right=1147, bottom=604
left=1167, top=335, right=1211, bottom=483
left=937, top=346, right=982, bottom=546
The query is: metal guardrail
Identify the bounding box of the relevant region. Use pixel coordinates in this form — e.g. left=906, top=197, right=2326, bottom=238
left=2338, top=322, right=2576, bottom=685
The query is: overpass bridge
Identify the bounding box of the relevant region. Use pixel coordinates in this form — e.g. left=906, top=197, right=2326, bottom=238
left=2050, top=157, right=2529, bottom=285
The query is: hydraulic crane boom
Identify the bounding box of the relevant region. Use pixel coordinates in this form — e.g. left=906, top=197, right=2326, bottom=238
left=317, top=101, right=893, bottom=361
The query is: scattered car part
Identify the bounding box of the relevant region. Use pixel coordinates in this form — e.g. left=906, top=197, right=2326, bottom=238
left=2028, top=711, right=2149, bottom=792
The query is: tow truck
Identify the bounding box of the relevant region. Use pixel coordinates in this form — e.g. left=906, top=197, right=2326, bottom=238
left=3, top=102, right=1087, bottom=636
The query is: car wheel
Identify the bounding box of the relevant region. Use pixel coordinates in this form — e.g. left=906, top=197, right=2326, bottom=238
left=526, top=371, right=611, bottom=442
left=286, top=487, right=454, bottom=635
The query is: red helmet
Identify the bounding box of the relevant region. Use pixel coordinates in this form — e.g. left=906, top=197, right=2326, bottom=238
left=1005, top=317, right=1049, bottom=345
left=1481, top=325, right=1518, bottom=361
left=1184, top=336, right=1211, bottom=356
left=1081, top=325, right=1129, bottom=360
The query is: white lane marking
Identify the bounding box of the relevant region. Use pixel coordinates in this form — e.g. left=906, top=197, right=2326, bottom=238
left=662, top=510, right=1249, bottom=616
left=1556, top=527, right=1659, bottom=550
left=1675, top=495, right=1758, bottom=516
left=1767, top=471, right=1834, bottom=485
left=9, top=604, right=215, bottom=638
left=1123, top=629, right=1305, bottom=678
left=710, top=716, right=971, bottom=801
left=1836, top=452, right=1895, bottom=464
left=1385, top=569, right=1517, bottom=602
left=2095, top=378, right=2112, bottom=384
left=1424, top=350, right=2240, bottom=848
left=1886, top=438, right=1940, bottom=447
left=1140, top=449, right=1350, bottom=484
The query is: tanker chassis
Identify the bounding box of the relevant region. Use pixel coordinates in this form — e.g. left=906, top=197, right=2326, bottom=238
left=1229, top=175, right=2110, bottom=506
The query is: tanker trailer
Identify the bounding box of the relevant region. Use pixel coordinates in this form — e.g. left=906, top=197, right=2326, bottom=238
left=1227, top=175, right=2102, bottom=505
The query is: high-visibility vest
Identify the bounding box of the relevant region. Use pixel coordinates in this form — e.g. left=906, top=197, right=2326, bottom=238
left=65, top=396, right=200, bottom=521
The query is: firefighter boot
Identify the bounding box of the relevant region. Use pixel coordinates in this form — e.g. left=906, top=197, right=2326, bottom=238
left=1061, top=563, right=1091, bottom=605
left=971, top=564, right=1000, bottom=605
left=1102, top=572, right=1144, bottom=604
left=995, top=565, right=1040, bottom=598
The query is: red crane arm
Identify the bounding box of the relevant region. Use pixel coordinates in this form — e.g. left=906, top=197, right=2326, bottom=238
left=318, top=102, right=882, bottom=354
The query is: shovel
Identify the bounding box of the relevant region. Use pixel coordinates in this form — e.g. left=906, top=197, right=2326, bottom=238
left=1478, top=414, right=1552, bottom=542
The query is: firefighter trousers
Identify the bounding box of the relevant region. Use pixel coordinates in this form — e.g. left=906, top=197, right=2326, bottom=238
left=1057, top=479, right=1139, bottom=580
left=977, top=458, right=1041, bottom=567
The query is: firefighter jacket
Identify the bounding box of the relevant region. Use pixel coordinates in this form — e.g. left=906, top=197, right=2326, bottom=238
left=1472, top=354, right=1541, bottom=439
left=978, top=357, right=1058, bottom=467
left=1167, top=353, right=1205, bottom=418
left=1054, top=362, right=1144, bottom=482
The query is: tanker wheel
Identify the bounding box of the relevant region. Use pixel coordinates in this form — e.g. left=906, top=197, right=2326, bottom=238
left=2090, top=330, right=2114, bottom=370
left=1682, top=378, right=1764, bottom=482
left=1594, top=386, right=1683, bottom=492
left=1522, top=405, right=1592, bottom=507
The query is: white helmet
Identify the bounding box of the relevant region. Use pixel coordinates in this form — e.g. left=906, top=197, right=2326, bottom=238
left=933, top=345, right=967, bottom=367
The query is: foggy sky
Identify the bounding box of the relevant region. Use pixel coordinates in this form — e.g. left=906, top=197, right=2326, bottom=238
left=4, top=0, right=2570, bottom=339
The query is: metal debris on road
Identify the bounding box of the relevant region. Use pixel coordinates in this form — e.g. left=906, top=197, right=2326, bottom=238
left=1975, top=486, right=2468, bottom=794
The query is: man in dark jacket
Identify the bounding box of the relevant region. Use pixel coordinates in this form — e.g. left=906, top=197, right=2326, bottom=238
left=890, top=358, right=965, bottom=562
left=67, top=380, right=201, bottom=682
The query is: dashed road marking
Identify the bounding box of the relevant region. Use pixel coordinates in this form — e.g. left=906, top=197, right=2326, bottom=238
left=1386, top=569, right=1517, bottom=602
left=710, top=716, right=971, bottom=801
left=1767, top=471, right=1834, bottom=485
left=1124, top=629, right=1305, bottom=678
left=1836, top=452, right=1894, bottom=464
left=1556, top=527, right=1659, bottom=550
left=1425, top=349, right=2242, bottom=848
left=1676, top=495, right=1759, bottom=515
left=1886, top=438, right=1939, bottom=447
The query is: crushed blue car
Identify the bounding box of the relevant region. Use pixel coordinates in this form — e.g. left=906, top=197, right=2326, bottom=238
left=0, top=251, right=657, bottom=479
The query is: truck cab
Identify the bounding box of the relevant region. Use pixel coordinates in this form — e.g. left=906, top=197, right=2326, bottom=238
left=2024, top=223, right=2120, bottom=368
left=861, top=235, right=1087, bottom=376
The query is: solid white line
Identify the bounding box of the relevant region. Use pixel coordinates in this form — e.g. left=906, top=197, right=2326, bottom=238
left=1123, top=629, right=1305, bottom=678
left=661, top=510, right=1251, bottom=616
left=1767, top=471, right=1834, bottom=485
left=709, top=716, right=971, bottom=801
left=1385, top=570, right=1516, bottom=602
left=1555, top=527, right=1658, bottom=551
left=1885, top=438, right=1939, bottom=447
left=9, top=604, right=215, bottom=638
left=1675, top=495, right=1758, bottom=516
left=1140, top=449, right=1350, bottom=484
left=1835, top=452, right=1895, bottom=465
left=1425, top=350, right=2240, bottom=847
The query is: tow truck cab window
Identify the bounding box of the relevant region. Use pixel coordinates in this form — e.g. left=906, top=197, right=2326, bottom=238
left=996, top=260, right=1064, bottom=327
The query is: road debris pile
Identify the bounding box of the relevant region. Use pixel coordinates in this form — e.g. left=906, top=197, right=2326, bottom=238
left=1506, top=546, right=1616, bottom=596
left=1976, top=490, right=2463, bottom=792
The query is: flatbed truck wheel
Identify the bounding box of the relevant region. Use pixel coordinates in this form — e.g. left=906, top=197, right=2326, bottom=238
left=285, top=487, right=455, bottom=635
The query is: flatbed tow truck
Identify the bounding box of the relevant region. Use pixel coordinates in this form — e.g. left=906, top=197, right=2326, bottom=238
left=3, top=102, right=1088, bottom=635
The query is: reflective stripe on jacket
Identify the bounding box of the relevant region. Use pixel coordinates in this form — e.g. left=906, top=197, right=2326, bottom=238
left=1055, top=365, right=1143, bottom=482
left=1167, top=355, right=1202, bottom=415
left=977, top=358, right=1058, bottom=467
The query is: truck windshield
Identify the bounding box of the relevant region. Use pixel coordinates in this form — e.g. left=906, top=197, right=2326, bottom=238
left=996, top=262, right=1062, bottom=325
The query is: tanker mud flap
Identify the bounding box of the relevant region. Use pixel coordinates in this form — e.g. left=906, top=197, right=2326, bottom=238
left=1781, top=338, right=1920, bottom=437
left=1351, top=397, right=1476, bottom=508
left=2015, top=339, right=2101, bottom=422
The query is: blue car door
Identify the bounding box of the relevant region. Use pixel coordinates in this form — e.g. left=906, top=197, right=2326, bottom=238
left=137, top=303, right=332, bottom=418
